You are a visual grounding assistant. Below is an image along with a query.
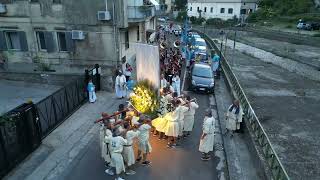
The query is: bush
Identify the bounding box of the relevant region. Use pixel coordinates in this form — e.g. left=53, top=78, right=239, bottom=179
left=285, top=24, right=293, bottom=28
left=189, top=16, right=205, bottom=25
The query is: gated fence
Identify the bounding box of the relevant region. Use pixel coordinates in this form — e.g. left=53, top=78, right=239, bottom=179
left=0, top=103, right=41, bottom=178
left=195, top=30, right=291, bottom=180
left=0, top=64, right=101, bottom=178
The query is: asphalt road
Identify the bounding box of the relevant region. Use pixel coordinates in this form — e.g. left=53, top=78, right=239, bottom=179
left=64, top=34, right=218, bottom=180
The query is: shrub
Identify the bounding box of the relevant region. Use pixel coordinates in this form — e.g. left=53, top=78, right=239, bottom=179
left=313, top=33, right=320, bottom=37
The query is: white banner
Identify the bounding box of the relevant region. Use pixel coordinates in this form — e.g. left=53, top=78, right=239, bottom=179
left=135, top=43, right=160, bottom=89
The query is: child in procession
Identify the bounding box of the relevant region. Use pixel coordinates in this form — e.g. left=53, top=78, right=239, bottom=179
left=136, top=116, right=152, bottom=166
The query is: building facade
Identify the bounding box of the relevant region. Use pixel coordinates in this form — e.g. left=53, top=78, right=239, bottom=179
left=187, top=0, right=257, bottom=20
left=0, top=0, right=159, bottom=74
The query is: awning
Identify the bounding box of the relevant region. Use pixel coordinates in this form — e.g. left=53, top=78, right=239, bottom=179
left=149, top=0, right=160, bottom=10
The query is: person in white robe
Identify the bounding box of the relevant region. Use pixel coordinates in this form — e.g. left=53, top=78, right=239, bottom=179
left=160, top=74, right=167, bottom=90
left=136, top=117, right=152, bottom=166
left=172, top=74, right=181, bottom=96
left=87, top=79, right=96, bottom=103
left=152, top=91, right=169, bottom=139
left=122, top=123, right=139, bottom=175
left=115, top=71, right=127, bottom=99
left=102, top=119, right=115, bottom=176
left=99, top=113, right=113, bottom=165
left=199, top=109, right=215, bottom=161
left=165, top=100, right=189, bottom=147
left=225, top=100, right=243, bottom=137
left=107, top=131, right=127, bottom=180
left=183, top=96, right=199, bottom=136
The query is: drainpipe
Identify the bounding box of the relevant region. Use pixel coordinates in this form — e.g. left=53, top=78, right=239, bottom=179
left=112, top=0, right=120, bottom=67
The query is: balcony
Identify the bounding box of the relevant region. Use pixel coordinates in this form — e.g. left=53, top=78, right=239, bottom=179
left=127, top=5, right=155, bottom=22
left=155, top=4, right=167, bottom=16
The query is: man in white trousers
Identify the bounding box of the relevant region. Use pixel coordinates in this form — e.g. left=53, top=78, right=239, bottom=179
left=199, top=109, right=215, bottom=161
left=183, top=96, right=199, bottom=136
left=107, top=130, right=127, bottom=180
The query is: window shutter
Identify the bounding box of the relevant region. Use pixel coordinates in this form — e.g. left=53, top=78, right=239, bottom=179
left=18, top=31, right=28, bottom=51
left=44, top=32, right=56, bottom=53
left=0, top=31, right=7, bottom=51
left=65, top=32, right=75, bottom=52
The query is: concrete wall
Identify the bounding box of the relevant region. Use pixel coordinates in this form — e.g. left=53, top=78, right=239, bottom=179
left=0, top=0, right=119, bottom=73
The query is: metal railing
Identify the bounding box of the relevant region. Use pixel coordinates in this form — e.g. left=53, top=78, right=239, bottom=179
left=195, top=30, right=290, bottom=180
left=36, top=77, right=87, bottom=138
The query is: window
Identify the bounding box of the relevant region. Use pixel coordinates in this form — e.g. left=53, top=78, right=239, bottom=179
left=137, top=27, right=140, bottom=41
left=197, top=7, right=199, bottom=12
left=240, top=9, right=246, bottom=15
left=190, top=7, right=192, bottom=11
left=220, top=8, right=225, bottom=13
left=125, top=31, right=129, bottom=49
left=57, top=32, right=67, bottom=51
left=204, top=7, right=207, bottom=12
left=228, top=8, right=233, bottom=14
left=210, top=7, right=213, bottom=13
left=36, top=31, right=47, bottom=50
left=5, top=32, right=21, bottom=50
left=53, top=0, right=62, bottom=3
left=30, top=0, right=39, bottom=3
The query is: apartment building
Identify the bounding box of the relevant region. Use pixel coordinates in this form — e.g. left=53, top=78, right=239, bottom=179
left=187, top=0, right=258, bottom=20
left=0, top=0, right=160, bottom=73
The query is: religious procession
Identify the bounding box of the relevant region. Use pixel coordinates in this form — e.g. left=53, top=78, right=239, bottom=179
left=92, top=21, right=243, bottom=180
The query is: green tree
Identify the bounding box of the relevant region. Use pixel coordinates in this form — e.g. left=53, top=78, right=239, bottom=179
left=174, top=0, right=187, bottom=11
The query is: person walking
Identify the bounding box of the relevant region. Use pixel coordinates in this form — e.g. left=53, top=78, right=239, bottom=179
left=199, top=109, right=215, bottom=161
left=183, top=96, right=199, bottom=136
left=122, top=122, right=139, bottom=175
left=87, top=79, right=97, bottom=103
left=124, top=63, right=133, bottom=82
left=225, top=100, right=243, bottom=137
left=211, top=52, right=220, bottom=78
left=115, top=71, right=127, bottom=99
left=136, top=116, right=152, bottom=166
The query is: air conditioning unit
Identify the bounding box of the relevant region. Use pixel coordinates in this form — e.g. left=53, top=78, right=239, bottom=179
left=71, top=30, right=85, bottom=40
left=0, top=3, right=7, bottom=14
left=97, top=11, right=111, bottom=21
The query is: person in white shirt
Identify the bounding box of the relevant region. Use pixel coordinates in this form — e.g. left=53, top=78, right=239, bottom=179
left=172, top=73, right=181, bottom=96
left=165, top=100, right=189, bottom=148
left=199, top=109, right=216, bottom=161
left=115, top=71, right=127, bottom=99
left=107, top=131, right=127, bottom=180
left=225, top=100, right=243, bottom=137
left=122, top=122, right=139, bottom=175
left=136, top=116, right=152, bottom=166
left=183, top=96, right=199, bottom=136
left=99, top=113, right=114, bottom=174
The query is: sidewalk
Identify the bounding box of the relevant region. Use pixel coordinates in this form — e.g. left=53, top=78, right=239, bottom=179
left=215, top=77, right=265, bottom=180
left=5, top=91, right=126, bottom=180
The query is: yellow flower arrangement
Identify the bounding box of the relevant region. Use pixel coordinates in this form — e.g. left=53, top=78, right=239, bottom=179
left=129, top=80, right=159, bottom=115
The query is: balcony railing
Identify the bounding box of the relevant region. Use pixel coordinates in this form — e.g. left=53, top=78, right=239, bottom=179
left=127, top=5, right=155, bottom=22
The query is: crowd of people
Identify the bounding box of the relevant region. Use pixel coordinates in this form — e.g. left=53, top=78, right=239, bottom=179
left=92, top=24, right=245, bottom=180
left=97, top=105, right=152, bottom=180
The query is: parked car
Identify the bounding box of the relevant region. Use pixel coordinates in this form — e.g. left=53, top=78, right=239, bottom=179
left=158, top=17, right=166, bottom=22
left=190, top=63, right=215, bottom=93
left=297, top=22, right=312, bottom=30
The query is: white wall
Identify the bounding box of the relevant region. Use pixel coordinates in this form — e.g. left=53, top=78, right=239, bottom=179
left=187, top=2, right=255, bottom=20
